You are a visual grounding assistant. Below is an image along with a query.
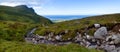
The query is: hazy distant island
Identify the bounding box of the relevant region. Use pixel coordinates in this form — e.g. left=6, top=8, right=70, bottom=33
left=1, top=5, right=120, bottom=52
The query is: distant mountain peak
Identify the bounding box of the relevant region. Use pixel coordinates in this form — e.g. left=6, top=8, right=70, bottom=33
left=15, top=5, right=28, bottom=8
left=15, top=5, right=35, bottom=14
left=0, top=5, right=53, bottom=24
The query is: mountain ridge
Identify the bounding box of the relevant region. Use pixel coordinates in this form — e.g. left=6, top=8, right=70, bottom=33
left=0, top=5, right=53, bottom=24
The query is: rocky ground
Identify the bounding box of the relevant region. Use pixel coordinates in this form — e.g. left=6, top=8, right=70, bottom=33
left=25, top=23, right=120, bottom=52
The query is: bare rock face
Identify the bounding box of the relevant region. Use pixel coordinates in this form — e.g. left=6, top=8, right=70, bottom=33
left=94, top=27, right=108, bottom=39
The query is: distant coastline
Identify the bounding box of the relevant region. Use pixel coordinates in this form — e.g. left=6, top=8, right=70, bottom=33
left=44, top=15, right=92, bottom=20
left=44, top=15, right=92, bottom=22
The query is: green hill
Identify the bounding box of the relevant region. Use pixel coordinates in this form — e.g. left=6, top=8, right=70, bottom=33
left=0, top=5, right=53, bottom=41
left=35, top=13, right=120, bottom=39
left=0, top=5, right=53, bottom=24
left=0, top=21, right=102, bottom=52
left=0, top=6, right=119, bottom=52
left=50, top=13, right=120, bottom=30
left=0, top=8, right=112, bottom=52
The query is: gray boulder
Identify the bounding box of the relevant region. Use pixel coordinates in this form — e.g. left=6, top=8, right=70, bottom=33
left=94, top=27, right=108, bottom=39
left=112, top=33, right=120, bottom=44
left=103, top=45, right=116, bottom=52
left=111, top=47, right=120, bottom=52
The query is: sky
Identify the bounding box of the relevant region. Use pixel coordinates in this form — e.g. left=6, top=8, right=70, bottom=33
left=0, top=0, right=120, bottom=15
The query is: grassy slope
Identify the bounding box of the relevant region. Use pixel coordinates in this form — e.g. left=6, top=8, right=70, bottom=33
left=0, top=8, right=119, bottom=52
left=35, top=13, right=120, bottom=39
left=0, top=5, right=52, bottom=24
left=1, top=13, right=118, bottom=41
left=49, top=13, right=120, bottom=30
left=0, top=15, right=105, bottom=52
left=0, top=21, right=102, bottom=52
left=0, top=5, right=53, bottom=41
left=0, top=40, right=102, bottom=52
left=0, top=21, right=38, bottom=41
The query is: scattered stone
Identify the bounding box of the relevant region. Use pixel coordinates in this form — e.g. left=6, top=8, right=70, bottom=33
left=25, top=23, right=120, bottom=52
left=94, top=24, right=100, bottom=28
left=111, top=33, right=120, bottom=44
left=55, top=35, right=62, bottom=40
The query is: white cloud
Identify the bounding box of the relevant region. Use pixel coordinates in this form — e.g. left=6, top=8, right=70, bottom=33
left=0, top=2, right=25, bottom=7
left=0, top=0, right=50, bottom=12
left=0, top=0, right=50, bottom=6
left=0, top=0, right=51, bottom=15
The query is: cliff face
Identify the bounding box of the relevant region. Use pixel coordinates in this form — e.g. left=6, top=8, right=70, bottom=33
left=0, top=5, right=53, bottom=24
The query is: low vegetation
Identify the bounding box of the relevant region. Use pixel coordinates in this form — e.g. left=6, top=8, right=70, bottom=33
left=35, top=13, right=120, bottom=39
left=0, top=5, right=119, bottom=52
left=0, top=40, right=102, bottom=52
left=0, top=21, right=37, bottom=41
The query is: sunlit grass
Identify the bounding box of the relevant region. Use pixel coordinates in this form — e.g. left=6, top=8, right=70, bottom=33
left=0, top=40, right=103, bottom=52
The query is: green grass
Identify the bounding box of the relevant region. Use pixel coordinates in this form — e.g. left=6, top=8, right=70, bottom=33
left=0, top=5, right=53, bottom=42
left=0, top=13, right=119, bottom=41
left=0, top=21, right=37, bottom=41
left=0, top=40, right=103, bottom=52
left=35, top=13, right=120, bottom=39
left=0, top=13, right=119, bottom=52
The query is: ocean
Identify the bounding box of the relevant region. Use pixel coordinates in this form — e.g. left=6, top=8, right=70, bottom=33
left=44, top=15, right=92, bottom=20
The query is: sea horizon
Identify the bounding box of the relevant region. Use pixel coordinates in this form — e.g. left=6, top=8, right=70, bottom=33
left=44, top=15, right=94, bottom=21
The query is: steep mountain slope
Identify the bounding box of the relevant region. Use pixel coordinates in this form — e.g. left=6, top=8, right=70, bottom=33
left=0, top=5, right=53, bottom=24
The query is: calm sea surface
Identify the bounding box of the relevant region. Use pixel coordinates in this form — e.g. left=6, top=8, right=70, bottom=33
left=44, top=15, right=92, bottom=20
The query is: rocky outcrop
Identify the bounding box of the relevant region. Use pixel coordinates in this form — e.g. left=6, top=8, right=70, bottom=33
left=25, top=23, right=120, bottom=52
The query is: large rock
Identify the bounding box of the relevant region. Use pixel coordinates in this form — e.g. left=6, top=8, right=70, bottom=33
left=103, top=45, right=116, bottom=52
left=111, top=47, right=120, bottom=52
left=94, top=27, right=108, bottom=39
left=111, top=33, right=120, bottom=44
